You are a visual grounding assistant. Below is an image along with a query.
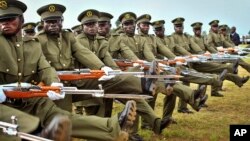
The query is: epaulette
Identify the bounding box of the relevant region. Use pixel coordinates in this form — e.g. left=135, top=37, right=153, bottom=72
left=62, top=29, right=72, bottom=32
left=96, top=35, right=105, bottom=40
left=184, top=32, right=191, bottom=37
left=149, top=34, right=155, bottom=36
left=23, top=36, right=39, bottom=42
left=111, top=32, right=120, bottom=36
left=167, top=35, right=172, bottom=37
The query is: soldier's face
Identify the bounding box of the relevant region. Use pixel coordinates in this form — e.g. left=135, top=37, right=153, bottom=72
left=83, top=22, right=98, bottom=36
left=138, top=22, right=150, bottom=34
left=154, top=27, right=165, bottom=38
left=0, top=16, right=22, bottom=36
left=43, top=18, right=63, bottom=35
left=98, top=21, right=111, bottom=36
left=122, top=20, right=135, bottom=36
left=211, top=25, right=218, bottom=33
left=174, top=24, right=184, bottom=34
left=194, top=28, right=201, bottom=36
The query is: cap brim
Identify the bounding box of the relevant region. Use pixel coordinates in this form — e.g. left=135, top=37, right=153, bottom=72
left=0, top=14, right=19, bottom=20
left=43, top=16, right=62, bottom=21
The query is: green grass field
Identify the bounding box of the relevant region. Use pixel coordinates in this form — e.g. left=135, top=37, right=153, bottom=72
left=111, top=65, right=250, bottom=141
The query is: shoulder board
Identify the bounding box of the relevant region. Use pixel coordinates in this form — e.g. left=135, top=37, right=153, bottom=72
left=96, top=35, right=105, bottom=40
left=62, top=29, right=72, bottom=32
left=111, top=32, right=120, bottom=36
left=23, top=36, right=39, bottom=42
left=167, top=35, right=172, bottom=37
left=149, top=34, right=155, bottom=36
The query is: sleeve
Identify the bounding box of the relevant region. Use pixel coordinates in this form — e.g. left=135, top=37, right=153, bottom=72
left=156, top=40, right=176, bottom=59
left=37, top=51, right=59, bottom=85
left=70, top=35, right=105, bottom=69
left=190, top=37, right=204, bottom=54
left=143, top=40, right=156, bottom=61
left=119, top=41, right=139, bottom=61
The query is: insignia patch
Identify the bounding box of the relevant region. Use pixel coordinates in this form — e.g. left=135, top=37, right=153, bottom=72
left=27, top=24, right=33, bottom=29
left=125, top=14, right=130, bottom=19
left=48, top=5, right=56, bottom=12
left=86, top=11, right=92, bottom=17
left=0, top=1, right=8, bottom=10
left=145, top=15, right=150, bottom=19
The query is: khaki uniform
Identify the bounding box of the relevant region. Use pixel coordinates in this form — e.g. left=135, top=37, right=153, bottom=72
left=190, top=35, right=217, bottom=53
left=76, top=33, right=118, bottom=69
left=0, top=33, right=123, bottom=140
left=0, top=2, right=133, bottom=140
left=108, top=32, right=139, bottom=61
left=207, top=28, right=250, bottom=73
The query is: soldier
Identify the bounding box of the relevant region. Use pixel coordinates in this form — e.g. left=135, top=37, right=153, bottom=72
left=0, top=1, right=137, bottom=140
left=76, top=9, right=178, bottom=139
left=71, top=24, right=82, bottom=36
left=21, top=22, right=36, bottom=37
left=98, top=11, right=139, bottom=61
left=207, top=20, right=250, bottom=73
left=118, top=12, right=208, bottom=115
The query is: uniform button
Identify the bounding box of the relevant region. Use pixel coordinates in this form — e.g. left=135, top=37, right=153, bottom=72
left=6, top=69, right=9, bottom=72
left=59, top=54, right=62, bottom=57
left=48, top=61, right=51, bottom=63
left=18, top=73, right=22, bottom=76
left=32, top=70, right=35, bottom=73
left=63, top=64, right=66, bottom=66
left=58, top=42, right=61, bottom=45
left=31, top=80, right=35, bottom=82
left=17, top=58, right=21, bottom=62
left=136, top=42, right=138, bottom=45
left=16, top=44, right=20, bottom=47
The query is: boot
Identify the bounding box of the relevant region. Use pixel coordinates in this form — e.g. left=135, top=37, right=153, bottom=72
left=41, top=115, right=71, bottom=141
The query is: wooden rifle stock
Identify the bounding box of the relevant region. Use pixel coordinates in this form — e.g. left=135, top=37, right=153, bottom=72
left=3, top=86, right=61, bottom=99
left=58, top=70, right=105, bottom=81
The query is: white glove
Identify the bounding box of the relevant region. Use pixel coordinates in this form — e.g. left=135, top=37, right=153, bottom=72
left=47, top=82, right=65, bottom=100
left=0, top=87, right=6, bottom=103
left=101, top=66, right=113, bottom=75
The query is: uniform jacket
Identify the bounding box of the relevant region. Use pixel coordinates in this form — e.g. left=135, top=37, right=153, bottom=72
left=0, top=34, right=58, bottom=85
left=190, top=35, right=217, bottom=54
left=107, top=32, right=139, bottom=61
left=138, top=32, right=176, bottom=59
left=76, top=33, right=118, bottom=69
left=36, top=30, right=105, bottom=70
left=171, top=32, right=192, bottom=56
left=119, top=33, right=155, bottom=61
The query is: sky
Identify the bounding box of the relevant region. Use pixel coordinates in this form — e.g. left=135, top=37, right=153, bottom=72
left=22, top=0, right=250, bottom=36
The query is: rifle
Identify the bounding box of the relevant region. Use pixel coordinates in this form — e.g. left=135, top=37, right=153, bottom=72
left=57, top=69, right=183, bottom=81
left=0, top=116, right=52, bottom=141
left=113, top=59, right=152, bottom=70
left=3, top=84, right=153, bottom=100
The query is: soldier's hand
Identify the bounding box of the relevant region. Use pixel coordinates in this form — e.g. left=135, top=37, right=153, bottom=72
left=0, top=87, right=6, bottom=103
left=47, top=82, right=65, bottom=100
left=101, top=66, right=113, bottom=75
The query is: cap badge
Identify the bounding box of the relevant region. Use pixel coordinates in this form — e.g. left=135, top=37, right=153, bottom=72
left=0, top=1, right=8, bottom=10
left=86, top=11, right=92, bottom=17
left=125, top=14, right=130, bottom=19
left=27, top=24, right=33, bottom=29
left=48, top=5, right=56, bottom=12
